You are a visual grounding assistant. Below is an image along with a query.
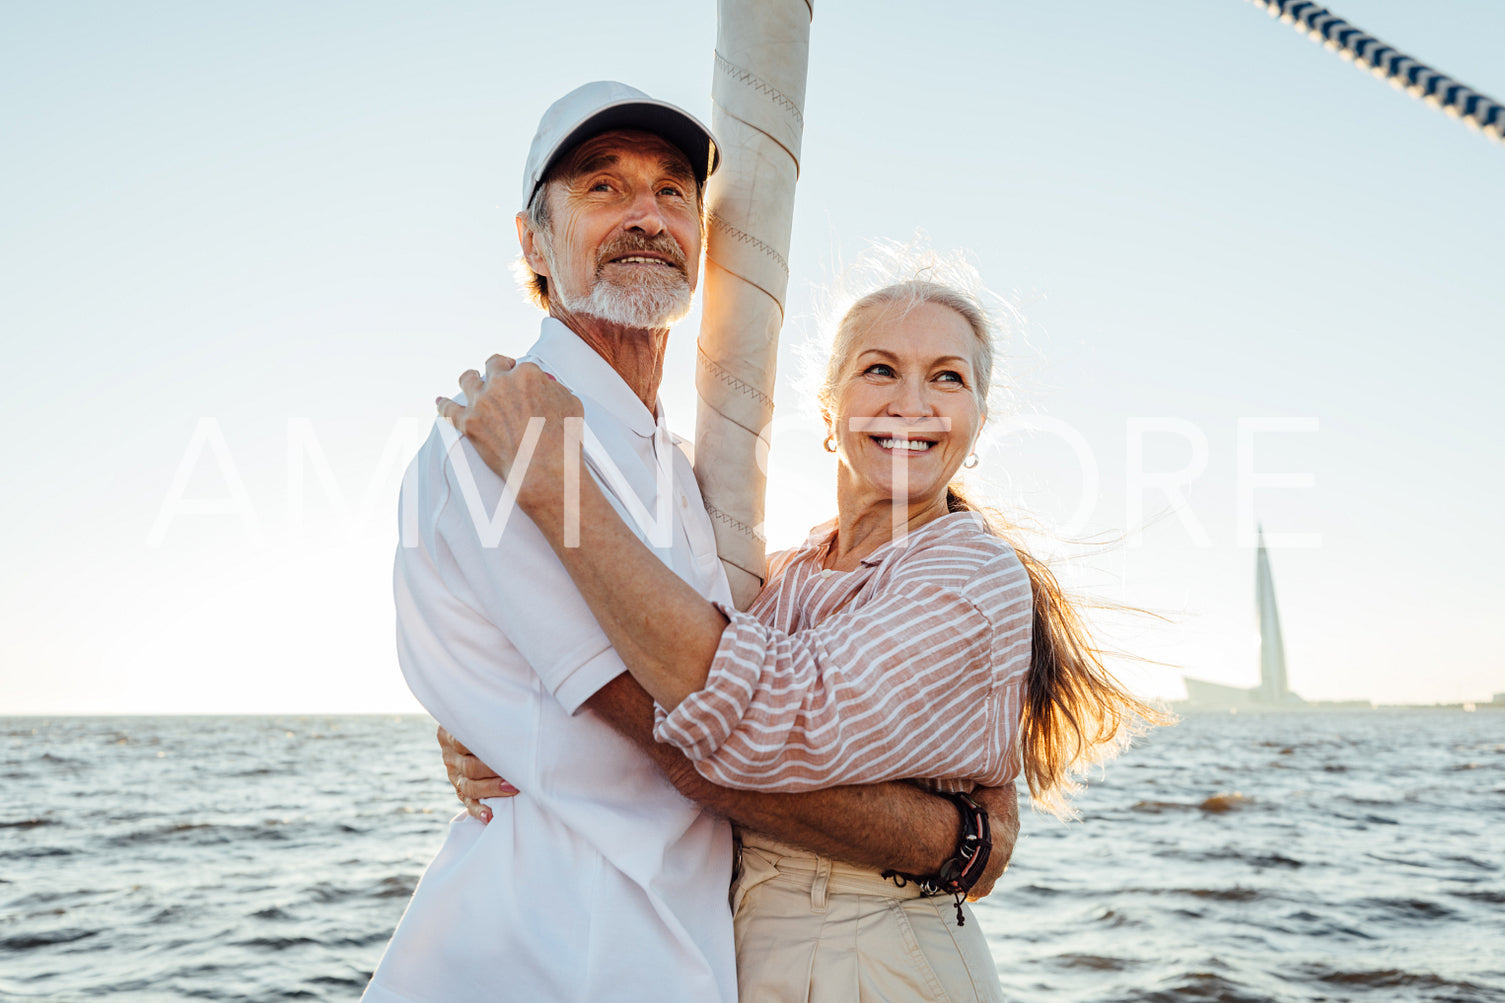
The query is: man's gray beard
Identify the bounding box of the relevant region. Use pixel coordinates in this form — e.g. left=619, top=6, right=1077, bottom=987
left=537, top=231, right=693, bottom=329
left=558, top=269, right=693, bottom=329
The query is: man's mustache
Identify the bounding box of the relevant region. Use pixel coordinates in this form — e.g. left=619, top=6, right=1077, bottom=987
left=595, top=234, right=688, bottom=276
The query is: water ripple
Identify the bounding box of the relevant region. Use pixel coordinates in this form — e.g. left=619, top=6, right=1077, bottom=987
left=6, top=710, right=1503, bottom=1002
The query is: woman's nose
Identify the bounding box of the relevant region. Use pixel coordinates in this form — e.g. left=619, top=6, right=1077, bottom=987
left=887, top=378, right=932, bottom=416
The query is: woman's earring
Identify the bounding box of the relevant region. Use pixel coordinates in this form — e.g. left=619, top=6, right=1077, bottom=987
left=823, top=434, right=838, bottom=453
left=963, top=453, right=980, bottom=469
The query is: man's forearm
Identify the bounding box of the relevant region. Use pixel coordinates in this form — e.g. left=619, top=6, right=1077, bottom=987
left=668, top=750, right=959, bottom=873
left=583, top=673, right=958, bottom=875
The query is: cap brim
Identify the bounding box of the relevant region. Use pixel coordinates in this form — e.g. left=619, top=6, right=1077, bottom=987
left=532, top=100, right=719, bottom=203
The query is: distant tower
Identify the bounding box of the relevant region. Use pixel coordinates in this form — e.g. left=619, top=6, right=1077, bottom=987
left=1255, top=526, right=1290, bottom=703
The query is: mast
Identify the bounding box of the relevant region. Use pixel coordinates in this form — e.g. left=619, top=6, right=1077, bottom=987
left=1256, top=526, right=1290, bottom=702
left=694, top=0, right=813, bottom=609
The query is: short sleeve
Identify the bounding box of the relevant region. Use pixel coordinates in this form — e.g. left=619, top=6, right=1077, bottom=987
left=411, top=419, right=625, bottom=713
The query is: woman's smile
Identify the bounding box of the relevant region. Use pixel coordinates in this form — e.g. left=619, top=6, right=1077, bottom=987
left=830, top=302, right=983, bottom=513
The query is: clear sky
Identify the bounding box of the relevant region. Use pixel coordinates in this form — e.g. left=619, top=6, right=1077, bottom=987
left=3, top=1, right=1501, bottom=715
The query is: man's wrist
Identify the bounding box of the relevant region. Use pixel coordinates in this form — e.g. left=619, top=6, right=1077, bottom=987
left=928, top=792, right=991, bottom=896
left=885, top=794, right=990, bottom=886
left=882, top=792, right=992, bottom=925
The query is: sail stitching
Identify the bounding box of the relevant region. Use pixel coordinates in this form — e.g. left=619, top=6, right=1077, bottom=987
left=697, top=344, right=776, bottom=408
left=707, top=210, right=791, bottom=276
left=704, top=501, right=767, bottom=543
left=714, top=52, right=805, bottom=127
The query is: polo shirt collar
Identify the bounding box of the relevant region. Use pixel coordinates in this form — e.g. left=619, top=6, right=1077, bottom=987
left=531, top=317, right=661, bottom=438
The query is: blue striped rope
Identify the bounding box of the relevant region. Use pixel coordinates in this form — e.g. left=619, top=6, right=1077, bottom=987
left=1249, top=0, right=1504, bottom=146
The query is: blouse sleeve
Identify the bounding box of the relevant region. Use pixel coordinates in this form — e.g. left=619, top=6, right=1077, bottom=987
left=652, top=561, right=1031, bottom=791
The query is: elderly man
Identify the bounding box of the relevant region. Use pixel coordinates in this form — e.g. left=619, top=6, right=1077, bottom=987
left=363, top=82, right=1015, bottom=1003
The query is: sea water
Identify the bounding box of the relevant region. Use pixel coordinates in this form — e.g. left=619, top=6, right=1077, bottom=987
left=2, top=711, right=1501, bottom=1002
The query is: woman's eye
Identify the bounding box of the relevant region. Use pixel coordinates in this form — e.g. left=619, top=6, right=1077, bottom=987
left=863, top=364, right=895, bottom=377
left=936, top=370, right=966, bottom=385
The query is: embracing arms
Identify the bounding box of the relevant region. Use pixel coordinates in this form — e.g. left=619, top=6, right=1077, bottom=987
left=594, top=673, right=1017, bottom=885
left=442, top=671, right=1020, bottom=895
left=434, top=356, right=1020, bottom=889
left=442, top=358, right=1027, bottom=793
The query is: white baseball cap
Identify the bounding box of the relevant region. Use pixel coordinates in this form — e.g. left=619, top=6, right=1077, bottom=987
left=520, top=80, right=720, bottom=210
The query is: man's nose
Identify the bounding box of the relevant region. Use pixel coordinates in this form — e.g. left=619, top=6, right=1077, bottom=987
left=621, top=187, right=668, bottom=235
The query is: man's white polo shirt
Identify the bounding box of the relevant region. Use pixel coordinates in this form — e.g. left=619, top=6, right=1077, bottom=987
left=363, top=318, right=736, bottom=1003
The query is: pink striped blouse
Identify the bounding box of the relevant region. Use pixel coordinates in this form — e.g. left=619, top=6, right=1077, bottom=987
left=653, top=511, right=1033, bottom=793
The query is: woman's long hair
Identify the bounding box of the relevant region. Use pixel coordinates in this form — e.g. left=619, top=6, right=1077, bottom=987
left=818, top=244, right=1171, bottom=817
left=948, top=487, right=1171, bottom=818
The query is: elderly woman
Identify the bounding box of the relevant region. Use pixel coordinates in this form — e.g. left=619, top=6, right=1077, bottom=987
left=439, top=264, right=1159, bottom=1001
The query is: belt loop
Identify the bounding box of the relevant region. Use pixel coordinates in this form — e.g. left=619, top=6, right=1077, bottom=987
left=810, top=855, right=831, bottom=912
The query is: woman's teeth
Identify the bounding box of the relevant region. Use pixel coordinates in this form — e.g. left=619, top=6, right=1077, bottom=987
left=875, top=437, right=934, bottom=452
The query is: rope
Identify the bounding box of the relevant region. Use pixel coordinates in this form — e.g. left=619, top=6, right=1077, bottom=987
left=1248, top=0, right=1504, bottom=146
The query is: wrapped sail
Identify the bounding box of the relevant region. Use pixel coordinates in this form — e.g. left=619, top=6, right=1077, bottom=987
left=695, top=0, right=813, bottom=608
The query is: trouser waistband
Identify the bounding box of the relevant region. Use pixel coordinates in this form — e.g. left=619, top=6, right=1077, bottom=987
left=734, top=837, right=926, bottom=913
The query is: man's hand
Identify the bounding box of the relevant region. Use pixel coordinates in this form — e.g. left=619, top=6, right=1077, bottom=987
left=438, top=726, right=518, bottom=823
left=966, top=783, right=1020, bottom=900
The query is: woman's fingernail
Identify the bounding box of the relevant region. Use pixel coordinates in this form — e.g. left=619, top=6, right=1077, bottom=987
left=480, top=808, right=492, bottom=823
left=499, top=783, right=518, bottom=795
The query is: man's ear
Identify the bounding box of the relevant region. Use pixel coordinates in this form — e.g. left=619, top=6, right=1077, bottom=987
left=516, top=213, right=551, bottom=278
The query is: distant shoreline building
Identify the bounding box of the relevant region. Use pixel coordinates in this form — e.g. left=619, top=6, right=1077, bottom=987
left=1178, top=528, right=1369, bottom=711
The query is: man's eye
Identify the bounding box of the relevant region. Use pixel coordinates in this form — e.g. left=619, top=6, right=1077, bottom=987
left=658, top=185, right=684, bottom=198
left=589, top=181, right=614, bottom=193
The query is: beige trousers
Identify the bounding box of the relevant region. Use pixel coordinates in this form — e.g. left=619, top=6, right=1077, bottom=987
left=731, top=835, right=1008, bottom=1003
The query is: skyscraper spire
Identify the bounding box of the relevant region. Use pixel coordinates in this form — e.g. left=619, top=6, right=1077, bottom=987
left=1256, top=526, right=1290, bottom=703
